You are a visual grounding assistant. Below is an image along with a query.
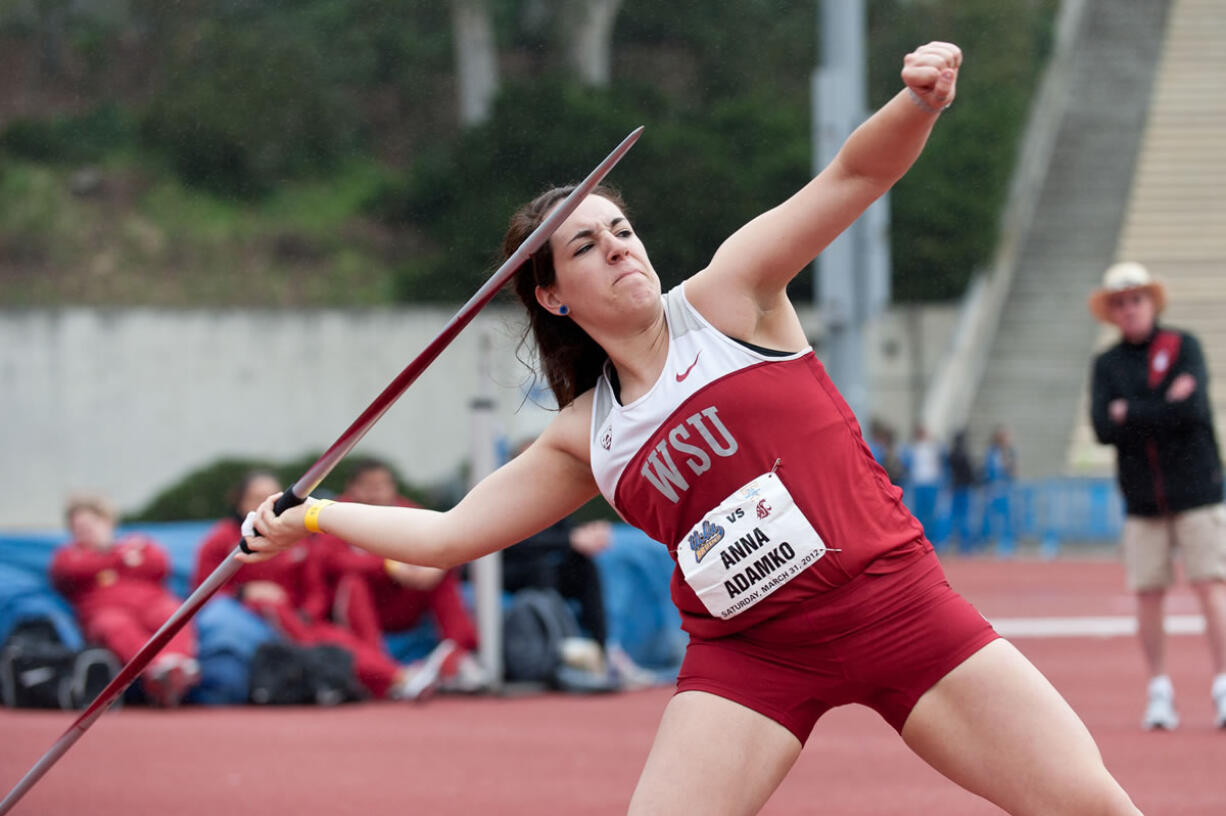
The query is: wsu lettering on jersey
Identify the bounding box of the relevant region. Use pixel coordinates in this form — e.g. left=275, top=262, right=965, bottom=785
left=640, top=406, right=739, bottom=502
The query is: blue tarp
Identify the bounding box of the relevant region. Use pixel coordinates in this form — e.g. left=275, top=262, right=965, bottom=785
left=3, top=478, right=1132, bottom=705
left=0, top=520, right=686, bottom=703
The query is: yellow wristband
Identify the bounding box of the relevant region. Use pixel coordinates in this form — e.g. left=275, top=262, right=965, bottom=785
left=303, top=499, right=336, bottom=534
left=384, top=559, right=399, bottom=577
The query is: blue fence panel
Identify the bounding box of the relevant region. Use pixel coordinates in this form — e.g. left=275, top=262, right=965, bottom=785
left=968, top=477, right=1123, bottom=552
left=908, top=477, right=1125, bottom=554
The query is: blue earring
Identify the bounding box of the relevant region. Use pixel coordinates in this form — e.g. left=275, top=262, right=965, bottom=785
left=558, top=305, right=570, bottom=316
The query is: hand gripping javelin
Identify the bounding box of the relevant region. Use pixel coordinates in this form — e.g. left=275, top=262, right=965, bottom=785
left=0, top=125, right=643, bottom=816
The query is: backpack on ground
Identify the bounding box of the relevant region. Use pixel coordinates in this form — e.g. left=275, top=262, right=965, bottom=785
left=248, top=641, right=365, bottom=706
left=0, top=618, right=119, bottom=710
left=501, top=588, right=618, bottom=693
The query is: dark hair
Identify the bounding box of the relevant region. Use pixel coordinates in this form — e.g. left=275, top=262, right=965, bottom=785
left=228, top=469, right=279, bottom=519
left=345, top=456, right=392, bottom=485
left=505, top=184, right=627, bottom=408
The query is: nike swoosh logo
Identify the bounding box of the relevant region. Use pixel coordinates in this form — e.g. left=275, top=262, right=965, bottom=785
left=675, top=352, right=701, bottom=382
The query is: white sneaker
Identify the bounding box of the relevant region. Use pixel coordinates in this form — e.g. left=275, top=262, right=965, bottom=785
left=606, top=644, right=660, bottom=691
left=146, top=654, right=201, bottom=708
left=438, top=652, right=492, bottom=694
left=1143, top=676, right=1179, bottom=731
left=1212, top=674, right=1226, bottom=729
left=392, top=640, right=458, bottom=702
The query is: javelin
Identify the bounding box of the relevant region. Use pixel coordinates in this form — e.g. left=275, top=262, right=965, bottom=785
left=0, top=125, right=644, bottom=816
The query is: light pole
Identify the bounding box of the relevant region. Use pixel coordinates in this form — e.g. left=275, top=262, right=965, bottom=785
left=812, top=0, right=891, bottom=421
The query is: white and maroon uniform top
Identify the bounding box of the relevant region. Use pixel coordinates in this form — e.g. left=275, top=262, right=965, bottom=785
left=589, top=284, right=927, bottom=639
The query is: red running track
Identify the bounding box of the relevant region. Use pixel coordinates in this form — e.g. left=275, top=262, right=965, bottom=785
left=2, top=556, right=1223, bottom=815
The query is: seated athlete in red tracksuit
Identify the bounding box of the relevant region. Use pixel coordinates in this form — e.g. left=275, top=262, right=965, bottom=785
left=303, top=459, right=484, bottom=691
left=194, top=471, right=427, bottom=700
left=50, top=494, right=198, bottom=706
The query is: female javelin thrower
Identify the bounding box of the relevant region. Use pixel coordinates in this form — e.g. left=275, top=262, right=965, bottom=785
left=242, top=42, right=1141, bottom=816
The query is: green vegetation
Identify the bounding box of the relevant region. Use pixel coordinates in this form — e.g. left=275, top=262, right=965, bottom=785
left=0, top=155, right=399, bottom=306
left=0, top=0, right=1056, bottom=307
left=129, top=453, right=438, bottom=522
left=1, top=104, right=135, bottom=164
left=871, top=0, right=1058, bottom=300
left=368, top=78, right=809, bottom=301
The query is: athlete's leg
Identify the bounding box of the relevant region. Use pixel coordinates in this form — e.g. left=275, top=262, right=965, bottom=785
left=1200, top=581, right=1226, bottom=725
left=83, top=607, right=146, bottom=663
left=141, top=593, right=196, bottom=660
left=901, top=639, right=1140, bottom=816
left=1191, top=580, right=1226, bottom=674
left=423, top=572, right=479, bottom=652
left=334, top=573, right=386, bottom=648
left=628, top=691, right=801, bottom=816
left=1122, top=515, right=1173, bottom=680
left=558, top=549, right=609, bottom=645
left=1136, top=589, right=1167, bottom=676
left=1176, top=507, right=1226, bottom=675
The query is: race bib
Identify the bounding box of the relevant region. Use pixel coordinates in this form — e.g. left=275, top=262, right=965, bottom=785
left=676, top=471, right=828, bottom=619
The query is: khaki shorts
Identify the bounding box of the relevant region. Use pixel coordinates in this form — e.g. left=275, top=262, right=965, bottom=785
left=1122, top=503, right=1226, bottom=591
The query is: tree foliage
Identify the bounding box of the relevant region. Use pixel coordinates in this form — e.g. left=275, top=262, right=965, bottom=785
left=869, top=0, right=1058, bottom=300
left=0, top=0, right=1056, bottom=302
left=129, top=453, right=437, bottom=522
left=140, top=17, right=358, bottom=197
left=374, top=0, right=1055, bottom=303
left=0, top=104, right=134, bottom=164
left=368, top=77, right=808, bottom=301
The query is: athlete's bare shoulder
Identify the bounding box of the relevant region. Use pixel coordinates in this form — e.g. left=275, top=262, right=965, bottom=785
left=539, top=389, right=595, bottom=468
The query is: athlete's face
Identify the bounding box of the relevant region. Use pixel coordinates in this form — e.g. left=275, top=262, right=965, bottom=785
left=239, top=475, right=281, bottom=517
left=69, top=508, right=115, bottom=550
left=1107, top=289, right=1156, bottom=343
left=536, top=194, right=659, bottom=322
left=346, top=467, right=398, bottom=507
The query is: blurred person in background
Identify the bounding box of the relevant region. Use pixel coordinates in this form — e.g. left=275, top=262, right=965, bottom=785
left=194, top=470, right=434, bottom=700
left=502, top=439, right=658, bottom=688
left=306, top=458, right=489, bottom=694
left=505, top=516, right=658, bottom=689
left=900, top=424, right=946, bottom=549
left=867, top=417, right=906, bottom=485
left=1089, top=261, right=1226, bottom=730
left=50, top=493, right=199, bottom=706
left=980, top=425, right=1017, bottom=556
left=945, top=430, right=979, bottom=554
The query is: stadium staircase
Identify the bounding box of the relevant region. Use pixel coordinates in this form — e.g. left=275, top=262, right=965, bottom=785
left=961, top=0, right=1171, bottom=478
left=1065, top=0, right=1226, bottom=475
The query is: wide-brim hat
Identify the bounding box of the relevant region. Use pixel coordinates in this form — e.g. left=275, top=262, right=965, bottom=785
left=1087, top=261, right=1167, bottom=323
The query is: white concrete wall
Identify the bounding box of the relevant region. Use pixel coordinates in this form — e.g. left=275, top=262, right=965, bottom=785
left=0, top=303, right=957, bottom=529
left=864, top=303, right=960, bottom=436
left=0, top=307, right=558, bottom=529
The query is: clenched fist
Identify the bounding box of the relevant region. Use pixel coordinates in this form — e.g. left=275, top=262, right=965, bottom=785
left=902, top=41, right=962, bottom=112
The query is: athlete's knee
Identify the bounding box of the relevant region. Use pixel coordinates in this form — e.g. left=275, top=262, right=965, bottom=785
left=1190, top=578, right=1226, bottom=599
left=1019, top=774, right=1140, bottom=816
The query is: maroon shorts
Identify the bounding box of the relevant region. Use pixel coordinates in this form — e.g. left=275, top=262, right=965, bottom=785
left=675, top=548, right=998, bottom=743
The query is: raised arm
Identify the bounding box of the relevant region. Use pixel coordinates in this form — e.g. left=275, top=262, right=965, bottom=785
left=239, top=399, right=600, bottom=570
left=687, top=42, right=961, bottom=344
